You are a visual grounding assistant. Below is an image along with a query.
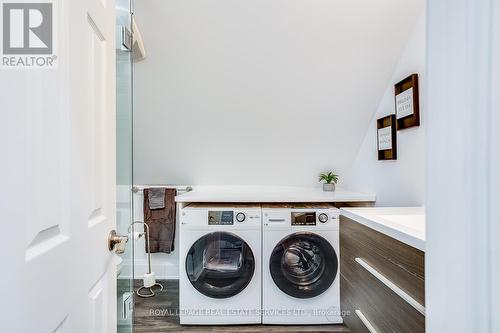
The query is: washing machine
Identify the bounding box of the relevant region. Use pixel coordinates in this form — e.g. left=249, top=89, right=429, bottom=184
left=179, top=203, right=261, bottom=325
left=262, top=203, right=341, bottom=324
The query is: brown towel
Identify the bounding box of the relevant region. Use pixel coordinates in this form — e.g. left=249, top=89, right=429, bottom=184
left=143, top=188, right=177, bottom=253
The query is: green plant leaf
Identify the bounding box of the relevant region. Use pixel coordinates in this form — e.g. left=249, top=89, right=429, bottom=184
left=318, top=171, right=339, bottom=184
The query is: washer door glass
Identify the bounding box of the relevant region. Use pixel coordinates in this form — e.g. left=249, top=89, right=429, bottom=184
left=185, top=231, right=255, bottom=299
left=269, top=232, right=338, bottom=299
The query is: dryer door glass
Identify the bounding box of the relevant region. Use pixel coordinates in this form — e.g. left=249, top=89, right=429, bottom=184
left=269, top=232, right=338, bottom=298
left=185, top=231, right=255, bottom=299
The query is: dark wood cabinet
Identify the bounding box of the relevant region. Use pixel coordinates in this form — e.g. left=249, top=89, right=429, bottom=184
left=340, top=215, right=425, bottom=333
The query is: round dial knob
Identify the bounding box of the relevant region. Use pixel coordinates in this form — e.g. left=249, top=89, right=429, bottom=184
left=236, top=212, right=246, bottom=222
left=318, top=213, right=329, bottom=223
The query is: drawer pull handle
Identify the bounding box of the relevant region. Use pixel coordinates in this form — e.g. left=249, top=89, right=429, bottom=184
left=355, top=257, right=425, bottom=315
left=355, top=310, right=379, bottom=333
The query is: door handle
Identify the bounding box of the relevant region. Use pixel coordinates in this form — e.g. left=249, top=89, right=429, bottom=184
left=355, top=257, right=425, bottom=315
left=108, top=230, right=129, bottom=254
left=355, top=310, right=379, bottom=333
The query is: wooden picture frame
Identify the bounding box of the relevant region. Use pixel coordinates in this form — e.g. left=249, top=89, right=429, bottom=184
left=394, top=73, right=420, bottom=130
left=377, top=114, right=397, bottom=160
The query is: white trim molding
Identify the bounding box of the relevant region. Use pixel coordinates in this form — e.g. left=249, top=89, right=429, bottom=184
left=426, top=0, right=500, bottom=332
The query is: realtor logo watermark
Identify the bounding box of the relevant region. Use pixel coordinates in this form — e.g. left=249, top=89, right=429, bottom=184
left=1, top=0, right=57, bottom=68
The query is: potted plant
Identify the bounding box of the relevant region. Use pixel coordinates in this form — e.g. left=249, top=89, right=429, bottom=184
left=319, top=172, right=339, bottom=192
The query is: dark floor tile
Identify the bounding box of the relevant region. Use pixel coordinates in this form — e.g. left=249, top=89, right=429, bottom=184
left=133, top=280, right=349, bottom=333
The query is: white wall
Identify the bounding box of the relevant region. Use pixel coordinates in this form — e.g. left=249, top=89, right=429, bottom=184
left=133, top=0, right=424, bottom=187
left=345, top=13, right=426, bottom=206
left=426, top=0, right=500, bottom=331
left=130, top=1, right=425, bottom=279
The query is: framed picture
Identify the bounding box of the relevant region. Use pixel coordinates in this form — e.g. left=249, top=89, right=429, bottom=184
left=395, top=73, right=419, bottom=130
left=377, top=114, right=397, bottom=160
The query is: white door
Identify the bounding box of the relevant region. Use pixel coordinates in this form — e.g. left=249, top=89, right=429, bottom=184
left=0, top=0, right=117, bottom=332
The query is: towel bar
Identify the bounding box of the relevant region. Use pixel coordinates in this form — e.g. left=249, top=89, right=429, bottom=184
left=132, top=185, right=193, bottom=193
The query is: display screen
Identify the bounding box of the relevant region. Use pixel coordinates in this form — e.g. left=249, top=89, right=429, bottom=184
left=208, top=211, right=234, bottom=225
left=291, top=212, right=316, bottom=226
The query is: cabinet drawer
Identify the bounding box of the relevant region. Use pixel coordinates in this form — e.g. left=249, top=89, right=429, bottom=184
left=341, top=262, right=425, bottom=333
left=340, top=215, right=425, bottom=305
left=341, top=288, right=371, bottom=333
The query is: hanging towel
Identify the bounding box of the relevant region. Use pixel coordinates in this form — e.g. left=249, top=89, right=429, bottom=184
left=143, top=188, right=177, bottom=253
left=148, top=187, right=166, bottom=209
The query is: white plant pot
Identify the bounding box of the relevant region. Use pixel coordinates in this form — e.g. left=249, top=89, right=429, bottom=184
left=323, top=183, right=336, bottom=192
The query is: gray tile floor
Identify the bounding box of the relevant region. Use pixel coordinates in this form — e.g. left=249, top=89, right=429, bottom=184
left=132, top=280, right=350, bottom=333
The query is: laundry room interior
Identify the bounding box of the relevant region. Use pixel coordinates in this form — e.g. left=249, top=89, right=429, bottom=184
left=5, top=0, right=499, bottom=329
left=117, top=0, right=427, bottom=332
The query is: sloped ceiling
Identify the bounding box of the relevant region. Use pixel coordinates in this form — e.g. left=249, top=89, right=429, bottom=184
left=133, top=0, right=425, bottom=186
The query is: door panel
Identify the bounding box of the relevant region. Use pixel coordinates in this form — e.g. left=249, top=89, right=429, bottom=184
left=88, top=11, right=107, bottom=228
left=76, top=0, right=116, bottom=330
left=89, top=273, right=111, bottom=333
left=1, top=0, right=117, bottom=332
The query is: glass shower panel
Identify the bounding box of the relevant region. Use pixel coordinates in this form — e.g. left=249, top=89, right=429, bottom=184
left=116, top=0, right=134, bottom=332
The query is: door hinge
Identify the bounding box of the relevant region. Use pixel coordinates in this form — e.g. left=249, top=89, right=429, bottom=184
left=121, top=26, right=132, bottom=51
left=122, top=292, right=134, bottom=319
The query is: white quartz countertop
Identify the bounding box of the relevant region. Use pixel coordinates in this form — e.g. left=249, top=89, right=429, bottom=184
left=175, top=186, right=376, bottom=203
left=340, top=207, right=426, bottom=251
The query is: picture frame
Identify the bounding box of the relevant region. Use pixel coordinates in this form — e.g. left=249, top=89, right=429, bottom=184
left=394, top=73, right=420, bottom=130
left=377, top=114, right=397, bottom=160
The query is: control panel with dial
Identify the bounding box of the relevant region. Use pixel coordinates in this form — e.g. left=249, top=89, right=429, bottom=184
left=235, top=212, right=246, bottom=222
